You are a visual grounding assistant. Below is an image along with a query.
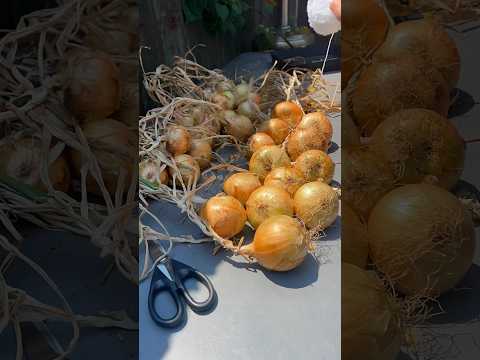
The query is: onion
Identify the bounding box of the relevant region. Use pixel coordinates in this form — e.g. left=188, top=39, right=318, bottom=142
left=374, top=19, right=460, bottom=89
left=272, top=101, right=303, bottom=128
left=234, top=81, right=251, bottom=105
left=248, top=132, right=275, bottom=155
left=64, top=50, right=120, bottom=121
left=342, top=263, right=402, bottom=360
left=202, top=195, right=247, bottom=239
left=216, top=80, right=235, bottom=92
left=249, top=145, right=291, bottom=181
left=264, top=166, right=305, bottom=196
left=170, top=154, right=200, bottom=186
left=115, top=81, right=139, bottom=127
left=259, top=118, right=290, bottom=144
left=342, top=106, right=361, bottom=148
left=139, top=159, right=168, bottom=187
left=246, top=185, right=294, bottom=228
left=294, top=149, right=334, bottom=183
left=342, top=204, right=369, bottom=269
left=237, top=99, right=259, bottom=119
left=212, top=92, right=235, bottom=110
left=192, top=107, right=206, bottom=124
left=368, top=184, right=475, bottom=296
left=70, top=119, right=134, bottom=195
left=223, top=172, right=262, bottom=205
left=166, top=126, right=191, bottom=156
left=294, top=181, right=338, bottom=230
left=342, top=0, right=389, bottom=89
left=0, top=138, right=70, bottom=193
left=370, top=109, right=465, bottom=189
left=342, top=145, right=397, bottom=218
left=352, top=56, right=450, bottom=136
left=224, top=113, right=254, bottom=142
left=238, top=215, right=309, bottom=271
left=188, top=139, right=212, bottom=170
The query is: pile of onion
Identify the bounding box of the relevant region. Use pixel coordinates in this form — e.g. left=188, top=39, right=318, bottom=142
left=368, top=184, right=475, bottom=296
left=294, top=149, right=334, bottom=183
left=223, top=172, right=261, bottom=205
left=264, top=166, right=305, bottom=196
left=139, top=159, right=169, bottom=188
left=202, top=195, right=247, bottom=239
left=370, top=108, right=465, bottom=189
left=342, top=204, right=369, bottom=269
left=249, top=145, right=291, bottom=181
left=259, top=118, right=290, bottom=144
left=342, top=263, right=402, bottom=360
left=246, top=185, right=294, bottom=228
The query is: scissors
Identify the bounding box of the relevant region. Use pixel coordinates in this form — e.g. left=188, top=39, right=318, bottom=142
left=148, top=242, right=217, bottom=328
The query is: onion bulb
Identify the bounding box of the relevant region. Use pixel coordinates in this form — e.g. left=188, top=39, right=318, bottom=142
left=202, top=195, right=246, bottom=239
left=234, top=81, right=251, bottom=105
left=272, top=101, right=303, bottom=128
left=170, top=154, right=200, bottom=186
left=188, top=139, right=212, bottom=170
left=224, top=113, right=254, bottom=142
left=238, top=215, right=309, bottom=271
left=294, top=181, right=339, bottom=230
left=212, top=92, right=235, bottom=110
left=342, top=204, right=369, bottom=269
left=342, top=105, right=361, bottom=148
left=246, top=185, right=294, bottom=228
left=294, top=149, right=335, bottom=183
left=139, top=159, right=168, bottom=187
left=115, top=81, right=139, bottom=127
left=259, top=118, right=290, bottom=144
left=192, top=107, right=206, bottom=124
left=0, top=138, right=70, bottom=193
left=248, top=132, right=275, bottom=155
left=342, top=263, right=402, bottom=360
left=166, top=126, right=191, bottom=156
left=64, top=50, right=120, bottom=121
left=264, top=166, right=305, bottom=196
left=368, top=184, right=475, bottom=296
left=223, top=172, right=262, bottom=205
left=371, top=109, right=465, bottom=189
left=352, top=56, right=450, bottom=136
left=249, top=145, right=291, bottom=181
left=237, top=99, right=260, bottom=119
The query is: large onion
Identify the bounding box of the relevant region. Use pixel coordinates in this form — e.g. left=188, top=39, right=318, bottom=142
left=246, top=185, right=294, bottom=228
left=259, top=118, right=290, bottom=144
left=294, top=149, right=334, bottom=183
left=188, top=139, right=212, bottom=170
left=223, top=172, right=261, bottom=205
left=272, top=101, right=303, bottom=128
left=202, top=195, right=247, bottom=239
left=374, top=19, right=460, bottom=90
left=369, top=184, right=476, bottom=296
left=238, top=215, right=309, bottom=271
left=342, top=263, right=402, bottom=360
left=294, top=181, right=339, bottom=230
left=352, top=56, right=450, bottom=136
left=248, top=132, right=275, bottom=155
left=64, top=50, right=121, bottom=121
left=249, top=145, right=291, bottom=181
left=166, top=126, right=191, bottom=156
left=342, top=204, right=369, bottom=269
left=264, top=166, right=306, bottom=196
left=139, top=159, right=168, bottom=187
left=370, top=109, right=465, bottom=189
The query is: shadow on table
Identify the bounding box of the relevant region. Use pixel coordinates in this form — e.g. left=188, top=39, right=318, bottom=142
left=449, top=88, right=477, bottom=118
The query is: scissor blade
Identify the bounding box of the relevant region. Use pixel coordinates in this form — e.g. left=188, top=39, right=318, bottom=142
left=156, top=262, right=174, bottom=282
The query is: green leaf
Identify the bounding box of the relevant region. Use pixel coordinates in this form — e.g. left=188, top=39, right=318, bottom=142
left=215, top=3, right=229, bottom=21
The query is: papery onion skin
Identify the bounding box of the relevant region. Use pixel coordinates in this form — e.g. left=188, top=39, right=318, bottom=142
left=188, top=139, right=212, bottom=170
left=294, top=181, right=339, bottom=230
left=264, top=166, right=306, bottom=196
left=272, top=101, right=303, bottom=128
left=224, top=114, right=254, bottom=142
left=170, top=154, right=200, bottom=186
left=166, top=126, right=191, bottom=156
left=248, top=133, right=275, bottom=155
left=246, top=185, right=294, bottom=228
left=202, top=195, right=247, bottom=239
left=370, top=108, right=465, bottom=190
left=369, top=184, right=476, bottom=296
left=259, top=118, right=291, bottom=144
left=249, top=145, right=291, bottom=181
left=240, top=215, right=309, bottom=271
left=342, top=204, right=369, bottom=269
left=294, top=149, right=335, bottom=183
left=223, top=172, right=262, bottom=205
left=342, top=263, right=402, bottom=360
left=139, top=159, right=169, bottom=187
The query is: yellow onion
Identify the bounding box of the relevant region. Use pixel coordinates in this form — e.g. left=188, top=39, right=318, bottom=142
left=139, top=159, right=168, bottom=187
left=166, top=126, right=191, bottom=156
left=64, top=51, right=120, bottom=121
left=170, top=154, right=200, bottom=186
left=223, top=172, right=261, bottom=205
left=272, top=101, right=303, bottom=128
left=342, top=145, right=397, bottom=219
left=0, top=138, right=70, bottom=193
left=264, top=166, right=305, bottom=196
left=224, top=113, right=254, bottom=142
left=115, top=81, right=139, bottom=127
left=342, top=204, right=369, bottom=269
left=370, top=108, right=465, bottom=190
left=246, top=185, right=294, bottom=228
left=294, top=181, right=339, bottom=230
left=237, top=99, right=260, bottom=119
left=294, top=149, right=335, bottom=183
left=352, top=56, right=450, bottom=136
left=259, top=118, right=290, bottom=144
left=368, top=184, right=475, bottom=296
left=342, top=263, right=402, bottom=360
left=202, top=195, right=247, bottom=239
left=248, top=132, right=275, bottom=155
left=234, top=81, right=251, bottom=105
left=238, top=215, right=309, bottom=271
left=70, top=119, right=135, bottom=195
left=188, top=139, right=212, bottom=170
left=249, top=145, right=291, bottom=181
left=374, top=19, right=460, bottom=90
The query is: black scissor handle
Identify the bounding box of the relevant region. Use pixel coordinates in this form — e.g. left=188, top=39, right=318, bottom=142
left=148, top=267, right=185, bottom=328
left=172, top=259, right=217, bottom=313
